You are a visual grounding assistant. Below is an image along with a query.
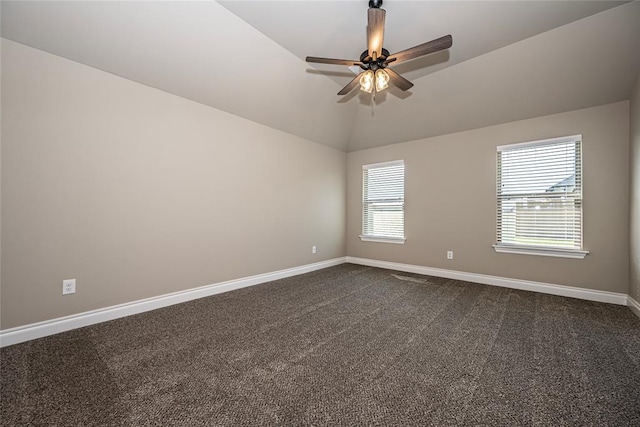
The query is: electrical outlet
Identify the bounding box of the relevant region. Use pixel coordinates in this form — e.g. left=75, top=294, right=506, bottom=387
left=447, top=251, right=454, bottom=260
left=63, top=279, right=76, bottom=295
left=312, top=246, right=317, bottom=254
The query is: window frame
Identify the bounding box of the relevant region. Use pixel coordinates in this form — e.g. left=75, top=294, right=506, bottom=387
left=360, top=160, right=406, bottom=244
left=493, top=135, right=588, bottom=259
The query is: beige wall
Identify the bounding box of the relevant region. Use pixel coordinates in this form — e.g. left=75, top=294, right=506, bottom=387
left=1, top=39, right=346, bottom=329
left=347, top=102, right=630, bottom=294
left=631, top=73, right=640, bottom=302
left=1, top=37, right=636, bottom=331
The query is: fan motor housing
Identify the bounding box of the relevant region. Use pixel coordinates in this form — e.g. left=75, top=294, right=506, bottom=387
left=359, top=48, right=390, bottom=70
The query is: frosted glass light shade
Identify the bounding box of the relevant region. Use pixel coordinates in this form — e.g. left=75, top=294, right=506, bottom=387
left=359, top=70, right=374, bottom=93
left=375, top=69, right=390, bottom=92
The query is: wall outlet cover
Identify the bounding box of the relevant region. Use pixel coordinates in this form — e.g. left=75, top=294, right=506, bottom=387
left=63, top=279, right=76, bottom=295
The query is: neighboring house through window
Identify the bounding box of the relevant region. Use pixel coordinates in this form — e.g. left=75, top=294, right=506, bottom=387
left=361, top=160, right=405, bottom=244
left=494, top=135, right=588, bottom=259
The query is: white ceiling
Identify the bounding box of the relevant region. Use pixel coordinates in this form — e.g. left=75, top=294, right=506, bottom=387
left=2, top=1, right=639, bottom=152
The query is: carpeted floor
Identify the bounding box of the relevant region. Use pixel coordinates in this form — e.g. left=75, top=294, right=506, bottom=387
left=1, top=263, right=639, bottom=426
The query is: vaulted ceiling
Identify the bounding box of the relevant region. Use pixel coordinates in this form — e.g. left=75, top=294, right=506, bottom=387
left=2, top=1, right=639, bottom=152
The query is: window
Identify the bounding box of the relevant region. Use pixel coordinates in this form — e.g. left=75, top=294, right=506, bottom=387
left=361, top=160, right=405, bottom=244
left=495, top=135, right=587, bottom=259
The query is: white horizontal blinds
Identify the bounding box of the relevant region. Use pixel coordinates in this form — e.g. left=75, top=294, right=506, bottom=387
left=497, top=136, right=582, bottom=250
left=363, top=161, right=405, bottom=239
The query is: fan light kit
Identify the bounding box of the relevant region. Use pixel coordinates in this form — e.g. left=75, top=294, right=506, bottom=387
left=306, top=0, right=453, bottom=96
left=359, top=69, right=390, bottom=93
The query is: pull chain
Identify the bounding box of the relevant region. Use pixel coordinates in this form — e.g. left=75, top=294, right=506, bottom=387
left=371, top=90, right=376, bottom=115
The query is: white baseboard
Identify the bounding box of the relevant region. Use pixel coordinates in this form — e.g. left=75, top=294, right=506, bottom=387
left=628, top=296, right=640, bottom=319
left=3, top=256, right=634, bottom=348
left=0, top=257, right=347, bottom=348
left=346, top=257, right=628, bottom=306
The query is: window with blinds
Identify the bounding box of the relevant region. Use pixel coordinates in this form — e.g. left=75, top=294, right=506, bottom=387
left=361, top=160, right=405, bottom=243
left=495, top=135, right=587, bottom=258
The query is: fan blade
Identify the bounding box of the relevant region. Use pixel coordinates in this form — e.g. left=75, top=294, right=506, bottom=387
left=387, top=35, right=452, bottom=64
left=384, top=68, right=413, bottom=91
left=337, top=74, right=362, bottom=96
left=306, top=57, right=362, bottom=66
left=367, top=8, right=386, bottom=59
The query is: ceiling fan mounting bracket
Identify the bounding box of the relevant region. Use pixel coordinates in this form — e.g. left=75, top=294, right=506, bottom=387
left=369, top=0, right=383, bottom=9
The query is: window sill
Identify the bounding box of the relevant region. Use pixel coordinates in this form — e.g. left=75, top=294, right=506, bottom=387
left=493, top=244, right=588, bottom=259
left=360, top=235, right=406, bottom=244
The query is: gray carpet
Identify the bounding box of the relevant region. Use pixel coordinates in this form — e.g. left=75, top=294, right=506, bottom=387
left=1, top=263, right=639, bottom=426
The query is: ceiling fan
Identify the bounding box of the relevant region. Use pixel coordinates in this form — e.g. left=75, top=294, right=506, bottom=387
left=306, top=0, right=452, bottom=96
